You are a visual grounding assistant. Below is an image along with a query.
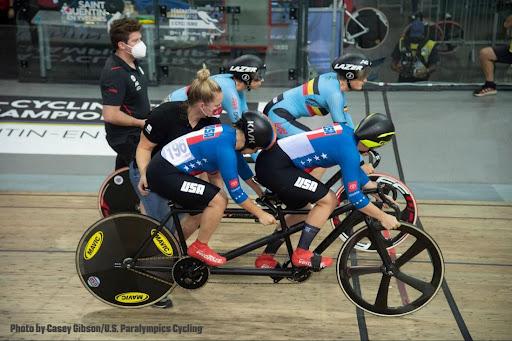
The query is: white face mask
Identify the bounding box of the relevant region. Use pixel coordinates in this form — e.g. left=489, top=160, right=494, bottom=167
left=128, top=41, right=146, bottom=59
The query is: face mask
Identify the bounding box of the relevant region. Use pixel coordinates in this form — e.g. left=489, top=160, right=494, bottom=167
left=128, top=41, right=146, bottom=59
left=200, top=104, right=222, bottom=118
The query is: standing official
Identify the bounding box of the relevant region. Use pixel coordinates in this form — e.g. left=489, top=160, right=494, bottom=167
left=99, top=18, right=171, bottom=309
left=100, top=18, right=150, bottom=169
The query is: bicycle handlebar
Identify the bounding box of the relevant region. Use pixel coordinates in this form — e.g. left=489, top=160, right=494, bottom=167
left=374, top=183, right=401, bottom=219
left=256, top=192, right=280, bottom=216
left=368, top=149, right=381, bottom=168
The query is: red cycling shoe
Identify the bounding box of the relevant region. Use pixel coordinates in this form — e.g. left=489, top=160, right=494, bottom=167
left=187, top=240, right=226, bottom=267
left=255, top=253, right=279, bottom=269
left=291, top=248, right=333, bottom=269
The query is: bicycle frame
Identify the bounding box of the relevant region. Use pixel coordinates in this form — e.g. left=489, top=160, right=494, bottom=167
left=127, top=186, right=395, bottom=279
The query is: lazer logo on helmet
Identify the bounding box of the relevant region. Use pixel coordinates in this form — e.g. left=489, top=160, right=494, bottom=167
left=333, top=64, right=364, bottom=71
left=230, top=66, right=258, bottom=73
left=246, top=120, right=256, bottom=144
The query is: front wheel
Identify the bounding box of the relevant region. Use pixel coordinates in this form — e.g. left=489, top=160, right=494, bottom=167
left=76, top=213, right=182, bottom=308
left=330, top=173, right=417, bottom=251
left=336, top=222, right=444, bottom=316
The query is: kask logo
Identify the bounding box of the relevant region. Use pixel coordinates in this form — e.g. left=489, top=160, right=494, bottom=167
left=247, top=120, right=255, bottom=144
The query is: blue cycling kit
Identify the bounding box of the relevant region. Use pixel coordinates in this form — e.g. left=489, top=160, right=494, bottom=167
left=169, top=74, right=248, bottom=123
left=264, top=72, right=353, bottom=138
left=277, top=123, right=370, bottom=208
left=160, top=124, right=253, bottom=204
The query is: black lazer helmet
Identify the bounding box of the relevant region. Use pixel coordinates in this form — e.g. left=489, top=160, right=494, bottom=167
left=234, top=111, right=276, bottom=150
left=227, top=54, right=266, bottom=90
left=355, top=113, right=395, bottom=148
left=331, top=53, right=372, bottom=88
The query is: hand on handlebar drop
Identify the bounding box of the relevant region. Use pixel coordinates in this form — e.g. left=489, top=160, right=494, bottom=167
left=379, top=213, right=400, bottom=230
left=371, top=192, right=398, bottom=208
left=258, top=211, right=277, bottom=226
left=137, top=175, right=150, bottom=196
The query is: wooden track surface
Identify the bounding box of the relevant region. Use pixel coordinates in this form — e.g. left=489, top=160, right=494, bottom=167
left=0, top=192, right=511, bottom=340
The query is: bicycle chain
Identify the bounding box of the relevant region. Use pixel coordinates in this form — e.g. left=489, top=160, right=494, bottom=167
left=136, top=255, right=181, bottom=262
left=126, top=255, right=180, bottom=286
left=133, top=256, right=309, bottom=286
left=127, top=267, right=174, bottom=286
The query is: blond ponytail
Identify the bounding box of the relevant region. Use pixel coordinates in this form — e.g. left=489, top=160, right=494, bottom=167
left=188, top=66, right=221, bottom=105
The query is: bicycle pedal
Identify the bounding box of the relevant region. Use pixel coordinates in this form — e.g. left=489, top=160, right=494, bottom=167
left=271, top=277, right=284, bottom=284
left=269, top=262, right=283, bottom=283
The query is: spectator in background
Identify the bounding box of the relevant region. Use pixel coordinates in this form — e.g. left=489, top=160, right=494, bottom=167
left=473, top=14, right=512, bottom=97
left=0, top=0, right=14, bottom=24
left=391, top=18, right=439, bottom=82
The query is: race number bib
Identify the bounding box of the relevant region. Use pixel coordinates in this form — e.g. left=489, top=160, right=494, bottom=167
left=161, top=136, right=194, bottom=166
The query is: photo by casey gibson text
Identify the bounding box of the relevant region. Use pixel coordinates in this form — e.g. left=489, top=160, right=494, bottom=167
left=10, top=323, right=204, bottom=335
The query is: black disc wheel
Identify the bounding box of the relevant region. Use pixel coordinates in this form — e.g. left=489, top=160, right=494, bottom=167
left=172, top=257, right=210, bottom=289
left=330, top=173, right=417, bottom=251
left=98, top=168, right=141, bottom=217
left=76, top=213, right=182, bottom=308
left=336, top=222, right=444, bottom=316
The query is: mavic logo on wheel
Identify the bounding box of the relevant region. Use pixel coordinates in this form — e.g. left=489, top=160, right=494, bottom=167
left=333, top=63, right=363, bottom=71
left=294, top=177, right=318, bottom=192
left=229, top=66, right=258, bottom=73
left=151, top=229, right=174, bottom=256
left=114, top=292, right=149, bottom=304
left=83, top=231, right=103, bottom=260
left=180, top=181, right=206, bottom=195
